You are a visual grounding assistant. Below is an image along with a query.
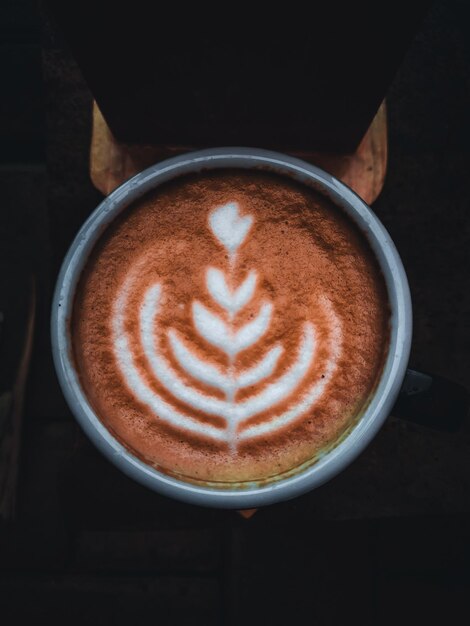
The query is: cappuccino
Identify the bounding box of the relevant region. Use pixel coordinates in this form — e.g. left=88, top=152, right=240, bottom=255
left=72, top=170, right=389, bottom=483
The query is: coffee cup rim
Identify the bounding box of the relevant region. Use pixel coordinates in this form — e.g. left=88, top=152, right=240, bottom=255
left=51, top=147, right=412, bottom=508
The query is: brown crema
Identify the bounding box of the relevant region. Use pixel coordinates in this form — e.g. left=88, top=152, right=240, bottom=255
left=72, top=170, right=390, bottom=484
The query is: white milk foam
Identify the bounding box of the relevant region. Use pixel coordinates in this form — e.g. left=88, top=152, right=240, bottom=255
left=111, top=202, right=342, bottom=449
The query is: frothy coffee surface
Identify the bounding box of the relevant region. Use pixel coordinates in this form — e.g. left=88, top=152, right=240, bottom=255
left=72, top=170, right=389, bottom=483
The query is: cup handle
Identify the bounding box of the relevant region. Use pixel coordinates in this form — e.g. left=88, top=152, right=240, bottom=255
left=392, top=368, right=469, bottom=432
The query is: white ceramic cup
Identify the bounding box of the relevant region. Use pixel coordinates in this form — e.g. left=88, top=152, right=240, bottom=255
left=51, top=148, right=412, bottom=508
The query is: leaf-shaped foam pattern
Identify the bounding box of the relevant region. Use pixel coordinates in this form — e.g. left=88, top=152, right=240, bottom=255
left=110, top=201, right=344, bottom=450
left=112, top=276, right=339, bottom=446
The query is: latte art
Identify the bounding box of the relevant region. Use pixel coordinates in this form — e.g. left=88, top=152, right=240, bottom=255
left=112, top=202, right=342, bottom=450
left=73, top=170, right=389, bottom=483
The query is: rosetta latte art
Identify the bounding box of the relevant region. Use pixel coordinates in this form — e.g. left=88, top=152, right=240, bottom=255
left=112, top=202, right=342, bottom=450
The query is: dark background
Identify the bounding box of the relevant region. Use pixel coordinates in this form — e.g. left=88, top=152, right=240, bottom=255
left=1, top=1, right=469, bottom=624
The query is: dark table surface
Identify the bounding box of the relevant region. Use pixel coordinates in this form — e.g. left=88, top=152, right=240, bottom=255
left=1, top=1, right=469, bottom=624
